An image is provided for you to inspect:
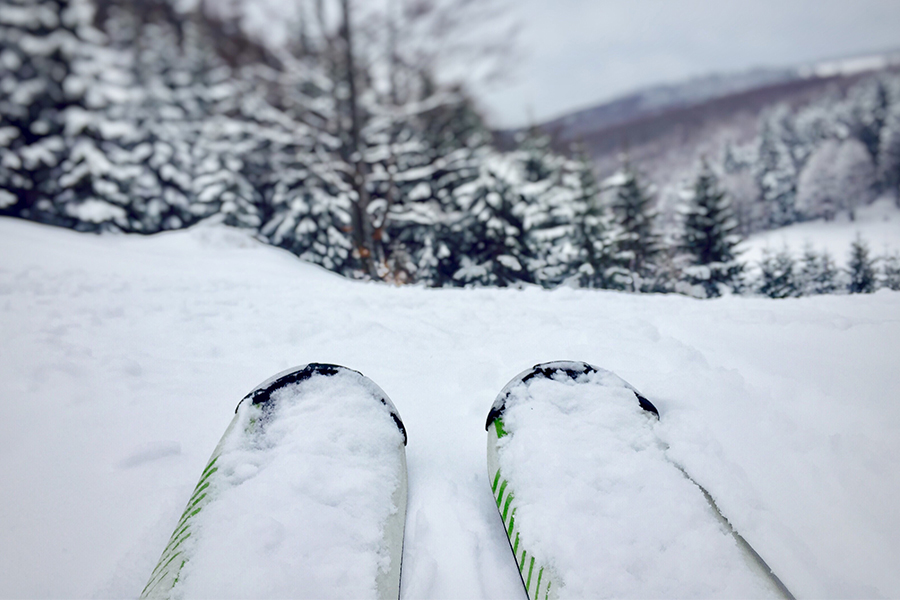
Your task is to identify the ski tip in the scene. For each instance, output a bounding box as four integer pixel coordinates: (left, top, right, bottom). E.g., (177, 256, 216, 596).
(485, 360, 659, 431)
(237, 363, 408, 445)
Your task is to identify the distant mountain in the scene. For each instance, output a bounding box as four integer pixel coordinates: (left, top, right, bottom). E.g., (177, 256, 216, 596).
(541, 50, 900, 146)
(507, 49, 900, 228)
(540, 67, 799, 143)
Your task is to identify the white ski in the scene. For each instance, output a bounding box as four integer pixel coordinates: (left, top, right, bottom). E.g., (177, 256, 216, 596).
(141, 363, 408, 600)
(486, 361, 793, 600)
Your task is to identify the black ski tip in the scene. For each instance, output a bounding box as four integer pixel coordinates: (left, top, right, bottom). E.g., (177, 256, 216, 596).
(635, 392, 660, 419)
(237, 363, 408, 445)
(486, 360, 659, 430)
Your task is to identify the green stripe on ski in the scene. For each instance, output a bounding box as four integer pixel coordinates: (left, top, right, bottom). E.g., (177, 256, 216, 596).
(490, 426, 556, 600)
(526, 556, 535, 590)
(141, 453, 223, 598)
(496, 479, 508, 508)
(502, 492, 514, 522)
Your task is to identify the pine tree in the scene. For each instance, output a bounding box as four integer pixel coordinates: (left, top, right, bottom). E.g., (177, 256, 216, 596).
(878, 104, 900, 205)
(517, 131, 581, 288)
(846, 235, 877, 294)
(679, 162, 744, 297)
(754, 109, 799, 229)
(0, 0, 99, 223)
(797, 244, 839, 295)
(382, 96, 496, 285)
(607, 166, 662, 292)
(845, 78, 890, 163)
(570, 153, 617, 288)
(881, 252, 900, 291)
(757, 247, 798, 298)
(443, 154, 533, 287)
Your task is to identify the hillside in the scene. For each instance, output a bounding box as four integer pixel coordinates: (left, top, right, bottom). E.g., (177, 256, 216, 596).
(536, 51, 900, 170)
(511, 51, 900, 230)
(741, 196, 900, 267)
(1, 216, 898, 597)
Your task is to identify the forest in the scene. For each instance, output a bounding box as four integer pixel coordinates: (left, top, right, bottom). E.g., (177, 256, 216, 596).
(2, 0, 900, 297)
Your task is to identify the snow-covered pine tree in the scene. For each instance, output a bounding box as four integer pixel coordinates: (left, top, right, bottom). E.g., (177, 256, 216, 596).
(795, 139, 876, 222)
(846, 235, 877, 294)
(606, 165, 663, 292)
(569, 151, 617, 288)
(881, 251, 900, 291)
(719, 140, 759, 235)
(678, 161, 743, 297)
(374, 92, 491, 282)
(757, 247, 798, 298)
(0, 0, 100, 224)
(797, 244, 840, 295)
(514, 128, 580, 288)
(878, 102, 900, 205)
(444, 153, 533, 287)
(754, 108, 800, 229)
(844, 77, 890, 165)
(378, 86, 497, 285)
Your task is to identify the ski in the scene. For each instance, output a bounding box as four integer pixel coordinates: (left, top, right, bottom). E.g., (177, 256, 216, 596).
(486, 361, 793, 599)
(141, 363, 408, 600)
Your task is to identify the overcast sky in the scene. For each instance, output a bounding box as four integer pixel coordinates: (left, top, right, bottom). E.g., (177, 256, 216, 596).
(476, 0, 900, 128)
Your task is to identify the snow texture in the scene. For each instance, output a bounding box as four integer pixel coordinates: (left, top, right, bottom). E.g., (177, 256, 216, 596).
(0, 217, 898, 598)
(494, 365, 781, 598)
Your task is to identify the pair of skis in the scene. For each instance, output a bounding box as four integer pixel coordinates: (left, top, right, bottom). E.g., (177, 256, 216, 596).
(141, 362, 793, 599)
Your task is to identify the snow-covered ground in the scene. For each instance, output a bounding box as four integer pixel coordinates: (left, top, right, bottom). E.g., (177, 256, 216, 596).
(1, 216, 899, 599)
(741, 196, 900, 267)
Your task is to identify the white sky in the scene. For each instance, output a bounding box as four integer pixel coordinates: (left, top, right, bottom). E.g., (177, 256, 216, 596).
(476, 0, 900, 128)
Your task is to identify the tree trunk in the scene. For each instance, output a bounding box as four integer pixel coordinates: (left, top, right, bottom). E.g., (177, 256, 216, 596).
(339, 0, 379, 278)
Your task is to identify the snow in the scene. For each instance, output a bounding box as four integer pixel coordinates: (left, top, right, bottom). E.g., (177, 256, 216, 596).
(64, 198, 127, 223)
(0, 216, 899, 598)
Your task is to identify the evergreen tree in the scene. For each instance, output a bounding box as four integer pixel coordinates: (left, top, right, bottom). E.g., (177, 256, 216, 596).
(607, 166, 662, 292)
(797, 244, 839, 295)
(754, 109, 799, 229)
(757, 247, 798, 298)
(846, 235, 877, 294)
(679, 162, 743, 297)
(878, 104, 900, 205)
(442, 154, 533, 287)
(517, 131, 581, 288)
(881, 252, 900, 291)
(0, 0, 99, 223)
(570, 152, 617, 288)
(844, 78, 890, 163)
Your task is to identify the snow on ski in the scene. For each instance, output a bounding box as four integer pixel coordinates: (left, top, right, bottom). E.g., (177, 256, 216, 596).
(141, 363, 408, 600)
(486, 361, 793, 599)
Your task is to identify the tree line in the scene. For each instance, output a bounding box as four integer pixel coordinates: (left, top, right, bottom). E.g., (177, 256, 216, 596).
(1, 0, 898, 297)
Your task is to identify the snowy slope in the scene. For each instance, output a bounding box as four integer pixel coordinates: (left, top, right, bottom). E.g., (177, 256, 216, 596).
(742, 197, 900, 268)
(1, 217, 899, 598)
